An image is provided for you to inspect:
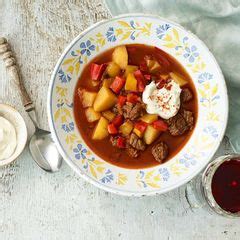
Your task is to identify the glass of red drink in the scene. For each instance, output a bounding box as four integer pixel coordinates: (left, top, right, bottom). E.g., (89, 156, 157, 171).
(186, 154, 240, 217)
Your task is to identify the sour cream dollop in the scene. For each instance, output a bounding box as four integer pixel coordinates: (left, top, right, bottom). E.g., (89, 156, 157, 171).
(142, 80, 181, 119)
(0, 117, 17, 160)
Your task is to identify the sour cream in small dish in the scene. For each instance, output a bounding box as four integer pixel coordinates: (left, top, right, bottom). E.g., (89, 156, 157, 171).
(0, 103, 27, 167)
(0, 116, 17, 160)
(142, 79, 182, 119)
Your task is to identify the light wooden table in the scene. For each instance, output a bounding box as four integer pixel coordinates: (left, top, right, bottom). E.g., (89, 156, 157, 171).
(0, 1, 239, 239)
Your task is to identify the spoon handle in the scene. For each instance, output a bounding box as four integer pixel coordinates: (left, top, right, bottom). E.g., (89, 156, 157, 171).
(0, 37, 34, 112)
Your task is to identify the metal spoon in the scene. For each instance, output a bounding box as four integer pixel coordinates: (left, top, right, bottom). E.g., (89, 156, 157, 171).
(27, 110, 63, 172)
(0, 37, 63, 172)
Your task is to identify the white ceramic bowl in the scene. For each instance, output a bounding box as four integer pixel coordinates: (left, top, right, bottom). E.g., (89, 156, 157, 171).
(48, 14, 228, 196)
(0, 103, 27, 167)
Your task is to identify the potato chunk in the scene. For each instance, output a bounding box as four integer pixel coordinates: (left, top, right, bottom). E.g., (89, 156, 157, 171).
(124, 65, 138, 77)
(93, 86, 117, 112)
(85, 107, 101, 123)
(102, 78, 113, 88)
(106, 62, 121, 77)
(143, 125, 161, 144)
(78, 89, 97, 108)
(160, 74, 169, 80)
(133, 128, 144, 138)
(92, 117, 109, 140)
(112, 45, 128, 69)
(141, 114, 158, 124)
(146, 59, 161, 73)
(119, 121, 133, 136)
(102, 110, 115, 121)
(170, 72, 188, 87)
(125, 73, 137, 91)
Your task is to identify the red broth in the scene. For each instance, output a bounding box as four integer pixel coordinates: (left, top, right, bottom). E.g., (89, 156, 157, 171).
(73, 44, 198, 169)
(211, 158, 240, 213)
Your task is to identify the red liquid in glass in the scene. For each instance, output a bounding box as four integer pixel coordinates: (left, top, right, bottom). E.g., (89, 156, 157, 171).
(211, 158, 240, 213)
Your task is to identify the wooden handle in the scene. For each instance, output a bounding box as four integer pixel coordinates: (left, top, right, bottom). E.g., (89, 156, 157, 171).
(0, 37, 34, 111)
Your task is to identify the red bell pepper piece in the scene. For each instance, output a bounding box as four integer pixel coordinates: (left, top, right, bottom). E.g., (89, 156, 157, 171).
(116, 136, 126, 148)
(139, 60, 148, 72)
(110, 76, 125, 94)
(108, 123, 118, 135)
(134, 70, 146, 92)
(118, 95, 127, 107)
(135, 121, 148, 133)
(152, 120, 168, 131)
(127, 93, 139, 103)
(112, 115, 124, 127)
(144, 74, 151, 81)
(90, 63, 107, 81)
(138, 81, 145, 92)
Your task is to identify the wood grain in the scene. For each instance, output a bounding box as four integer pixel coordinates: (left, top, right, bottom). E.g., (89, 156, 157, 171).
(0, 38, 33, 109)
(0, 1, 239, 239)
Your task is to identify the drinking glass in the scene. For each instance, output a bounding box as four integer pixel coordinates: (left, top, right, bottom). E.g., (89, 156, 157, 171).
(185, 154, 240, 218)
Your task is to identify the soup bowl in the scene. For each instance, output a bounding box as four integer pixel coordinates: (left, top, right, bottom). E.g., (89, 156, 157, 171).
(48, 14, 228, 196)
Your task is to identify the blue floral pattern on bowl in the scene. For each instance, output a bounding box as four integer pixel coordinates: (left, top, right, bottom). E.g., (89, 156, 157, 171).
(156, 24, 171, 39)
(183, 45, 199, 63)
(106, 27, 117, 42)
(73, 144, 87, 160)
(80, 40, 95, 56)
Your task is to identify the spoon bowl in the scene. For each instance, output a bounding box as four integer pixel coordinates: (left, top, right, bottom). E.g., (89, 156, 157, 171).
(29, 128, 62, 172)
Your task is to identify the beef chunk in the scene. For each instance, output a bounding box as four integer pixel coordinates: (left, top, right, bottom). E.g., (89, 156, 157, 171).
(182, 110, 194, 130)
(126, 147, 139, 158)
(181, 88, 193, 102)
(128, 132, 146, 151)
(166, 113, 188, 136)
(112, 104, 123, 115)
(166, 110, 194, 136)
(122, 102, 145, 120)
(152, 142, 168, 163)
(112, 105, 118, 114)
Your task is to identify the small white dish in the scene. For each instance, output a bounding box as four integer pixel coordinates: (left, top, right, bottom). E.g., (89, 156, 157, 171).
(0, 103, 27, 167)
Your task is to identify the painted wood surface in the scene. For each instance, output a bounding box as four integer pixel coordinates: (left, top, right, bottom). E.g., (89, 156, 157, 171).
(0, 1, 239, 239)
